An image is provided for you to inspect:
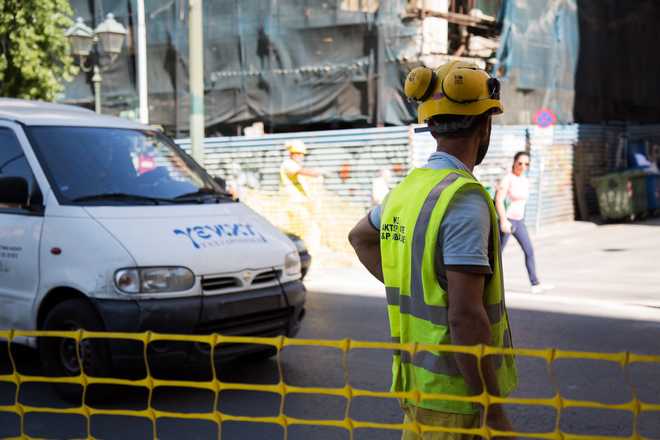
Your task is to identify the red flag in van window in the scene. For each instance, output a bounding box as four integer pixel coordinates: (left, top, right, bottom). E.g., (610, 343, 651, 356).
(137, 154, 156, 175)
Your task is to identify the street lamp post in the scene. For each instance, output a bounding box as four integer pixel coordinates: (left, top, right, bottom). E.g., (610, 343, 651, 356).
(65, 14, 127, 114)
(92, 66, 102, 114)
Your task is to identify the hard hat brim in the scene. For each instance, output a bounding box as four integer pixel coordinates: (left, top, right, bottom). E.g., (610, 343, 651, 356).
(417, 98, 503, 124)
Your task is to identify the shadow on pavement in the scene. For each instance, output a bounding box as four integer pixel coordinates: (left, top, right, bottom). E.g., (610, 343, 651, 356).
(0, 291, 657, 439)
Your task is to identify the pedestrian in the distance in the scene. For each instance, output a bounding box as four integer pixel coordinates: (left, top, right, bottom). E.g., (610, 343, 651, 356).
(349, 61, 517, 439)
(495, 151, 552, 294)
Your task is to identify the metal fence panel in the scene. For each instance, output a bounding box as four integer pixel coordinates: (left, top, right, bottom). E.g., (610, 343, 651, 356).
(177, 124, 578, 238)
(178, 127, 412, 207)
(177, 123, 660, 236)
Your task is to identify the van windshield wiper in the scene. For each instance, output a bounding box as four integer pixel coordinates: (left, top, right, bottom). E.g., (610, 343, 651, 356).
(70, 193, 177, 205)
(174, 188, 234, 202)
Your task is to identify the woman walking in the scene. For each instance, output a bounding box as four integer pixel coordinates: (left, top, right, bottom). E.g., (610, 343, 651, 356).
(496, 151, 552, 294)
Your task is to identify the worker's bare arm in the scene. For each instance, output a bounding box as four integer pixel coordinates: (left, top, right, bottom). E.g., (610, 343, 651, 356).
(446, 270, 513, 434)
(348, 215, 384, 283)
(297, 168, 322, 177)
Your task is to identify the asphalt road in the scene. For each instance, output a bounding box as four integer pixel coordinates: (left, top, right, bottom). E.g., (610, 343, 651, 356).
(1, 287, 659, 440)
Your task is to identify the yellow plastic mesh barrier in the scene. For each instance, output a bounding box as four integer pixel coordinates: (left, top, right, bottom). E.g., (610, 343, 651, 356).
(1, 329, 660, 439)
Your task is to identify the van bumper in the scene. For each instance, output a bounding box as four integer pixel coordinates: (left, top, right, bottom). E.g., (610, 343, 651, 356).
(92, 280, 306, 362)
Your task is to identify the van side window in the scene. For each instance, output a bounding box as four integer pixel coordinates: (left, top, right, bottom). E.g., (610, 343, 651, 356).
(0, 128, 38, 210)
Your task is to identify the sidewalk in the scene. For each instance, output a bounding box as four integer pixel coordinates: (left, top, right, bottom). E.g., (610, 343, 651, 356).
(502, 218, 660, 307)
(304, 219, 660, 321)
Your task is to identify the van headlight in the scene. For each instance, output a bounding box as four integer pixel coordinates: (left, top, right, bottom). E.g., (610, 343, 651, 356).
(114, 267, 195, 294)
(284, 251, 301, 276)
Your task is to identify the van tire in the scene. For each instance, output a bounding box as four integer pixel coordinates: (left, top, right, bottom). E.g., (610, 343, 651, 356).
(39, 298, 111, 402)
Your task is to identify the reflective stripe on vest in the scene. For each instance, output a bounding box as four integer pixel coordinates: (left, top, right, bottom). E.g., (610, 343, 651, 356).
(391, 331, 513, 377)
(381, 168, 518, 414)
(386, 286, 505, 327)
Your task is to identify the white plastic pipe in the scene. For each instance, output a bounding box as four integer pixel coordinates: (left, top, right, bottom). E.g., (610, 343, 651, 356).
(189, 0, 205, 165)
(136, 0, 149, 124)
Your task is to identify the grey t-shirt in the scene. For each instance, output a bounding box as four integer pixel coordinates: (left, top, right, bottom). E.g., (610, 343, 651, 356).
(369, 152, 491, 272)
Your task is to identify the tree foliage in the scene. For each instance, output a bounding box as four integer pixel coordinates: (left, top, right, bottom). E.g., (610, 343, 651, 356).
(0, 0, 77, 101)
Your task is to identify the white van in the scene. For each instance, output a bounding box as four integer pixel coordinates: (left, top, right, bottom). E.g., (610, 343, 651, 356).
(0, 99, 306, 380)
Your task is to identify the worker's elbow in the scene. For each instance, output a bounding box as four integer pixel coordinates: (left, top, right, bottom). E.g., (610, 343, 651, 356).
(348, 226, 361, 250)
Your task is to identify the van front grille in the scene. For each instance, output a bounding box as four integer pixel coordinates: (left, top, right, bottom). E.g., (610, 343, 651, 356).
(201, 276, 240, 292)
(252, 270, 281, 285)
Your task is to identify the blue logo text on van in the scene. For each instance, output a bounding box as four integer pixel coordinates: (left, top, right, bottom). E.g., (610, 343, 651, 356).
(173, 223, 267, 249)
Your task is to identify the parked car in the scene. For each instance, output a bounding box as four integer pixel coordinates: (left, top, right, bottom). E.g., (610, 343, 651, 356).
(0, 99, 306, 396)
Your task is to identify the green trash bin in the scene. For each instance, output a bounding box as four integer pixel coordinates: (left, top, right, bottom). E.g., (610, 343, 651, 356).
(592, 170, 648, 221)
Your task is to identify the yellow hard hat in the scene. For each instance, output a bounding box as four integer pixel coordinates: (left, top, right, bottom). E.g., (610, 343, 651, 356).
(285, 140, 307, 155)
(404, 61, 503, 124)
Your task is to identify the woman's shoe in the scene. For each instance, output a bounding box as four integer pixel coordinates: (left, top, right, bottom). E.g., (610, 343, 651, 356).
(531, 283, 555, 294)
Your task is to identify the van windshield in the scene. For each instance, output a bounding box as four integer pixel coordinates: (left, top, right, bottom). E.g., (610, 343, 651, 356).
(27, 127, 232, 205)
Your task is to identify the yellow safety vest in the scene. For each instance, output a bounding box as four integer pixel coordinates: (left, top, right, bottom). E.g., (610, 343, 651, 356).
(280, 159, 308, 200)
(380, 168, 517, 414)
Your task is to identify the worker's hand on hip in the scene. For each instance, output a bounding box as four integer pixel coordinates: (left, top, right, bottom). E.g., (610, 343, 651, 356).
(500, 219, 512, 234)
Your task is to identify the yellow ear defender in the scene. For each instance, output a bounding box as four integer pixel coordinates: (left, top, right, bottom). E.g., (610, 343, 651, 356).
(404, 67, 437, 102)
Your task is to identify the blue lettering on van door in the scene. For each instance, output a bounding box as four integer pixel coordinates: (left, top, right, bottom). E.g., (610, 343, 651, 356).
(194, 226, 211, 240)
(173, 223, 266, 249)
(174, 228, 200, 248)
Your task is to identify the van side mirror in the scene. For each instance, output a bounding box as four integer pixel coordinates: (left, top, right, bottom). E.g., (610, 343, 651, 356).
(214, 176, 227, 191)
(0, 176, 29, 206)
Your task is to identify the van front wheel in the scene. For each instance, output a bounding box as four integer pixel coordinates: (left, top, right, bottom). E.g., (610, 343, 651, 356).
(39, 298, 111, 401)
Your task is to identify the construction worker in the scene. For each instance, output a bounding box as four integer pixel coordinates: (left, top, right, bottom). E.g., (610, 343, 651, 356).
(280, 140, 323, 251)
(280, 140, 322, 200)
(348, 62, 518, 439)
